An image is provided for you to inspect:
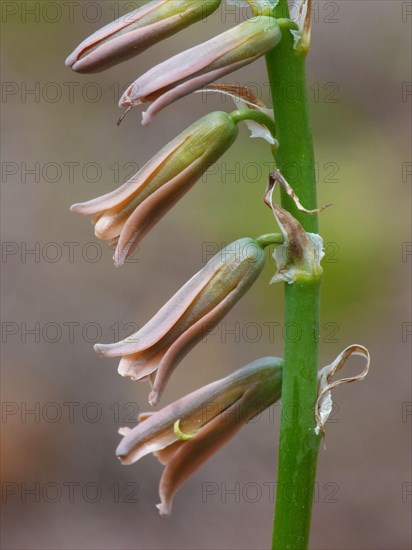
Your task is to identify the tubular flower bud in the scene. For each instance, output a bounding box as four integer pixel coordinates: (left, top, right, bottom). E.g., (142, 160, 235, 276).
(119, 16, 282, 124)
(94, 238, 266, 405)
(66, 0, 222, 73)
(70, 112, 238, 266)
(116, 357, 283, 516)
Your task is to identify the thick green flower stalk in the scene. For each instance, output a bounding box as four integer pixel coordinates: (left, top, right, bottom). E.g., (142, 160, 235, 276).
(261, 0, 324, 547)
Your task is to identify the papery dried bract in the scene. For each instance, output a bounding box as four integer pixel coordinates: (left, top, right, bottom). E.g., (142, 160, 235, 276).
(315, 345, 370, 438)
(118, 16, 282, 124)
(199, 84, 277, 145)
(94, 238, 266, 405)
(66, 0, 222, 73)
(70, 112, 238, 266)
(264, 170, 328, 283)
(290, 0, 312, 52)
(116, 357, 283, 515)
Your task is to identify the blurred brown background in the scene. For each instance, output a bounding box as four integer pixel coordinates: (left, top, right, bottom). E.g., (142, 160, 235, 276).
(1, 1, 411, 549)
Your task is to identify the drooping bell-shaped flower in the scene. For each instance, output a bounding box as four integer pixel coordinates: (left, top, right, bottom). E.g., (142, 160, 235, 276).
(70, 112, 238, 266)
(116, 356, 283, 515)
(94, 238, 266, 405)
(66, 0, 222, 73)
(119, 16, 282, 124)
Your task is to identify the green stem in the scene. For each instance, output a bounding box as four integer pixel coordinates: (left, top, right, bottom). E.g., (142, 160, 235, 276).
(244, 0, 274, 17)
(255, 232, 284, 248)
(264, 3, 322, 549)
(230, 109, 278, 143)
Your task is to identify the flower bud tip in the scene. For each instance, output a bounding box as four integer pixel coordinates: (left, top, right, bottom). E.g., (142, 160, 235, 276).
(65, 51, 79, 68)
(94, 343, 106, 356)
(113, 258, 124, 268)
(94, 217, 112, 239)
(149, 391, 159, 407)
(69, 61, 81, 72)
(141, 110, 150, 126)
(156, 503, 170, 517)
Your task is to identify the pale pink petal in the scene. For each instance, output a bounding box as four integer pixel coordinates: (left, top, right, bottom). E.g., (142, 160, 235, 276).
(66, 1, 223, 73)
(69, 23, 171, 73)
(70, 137, 184, 216)
(119, 27, 246, 107)
(154, 440, 185, 466)
(149, 284, 246, 406)
(117, 427, 176, 466)
(94, 252, 225, 357)
(91, 212, 105, 224)
(115, 365, 255, 466)
(118, 426, 132, 436)
(156, 371, 283, 516)
(65, 1, 167, 68)
(141, 58, 255, 125)
(138, 412, 155, 423)
(149, 247, 265, 404)
(114, 157, 204, 265)
(93, 213, 126, 241)
(118, 411, 153, 437)
(119, 17, 279, 110)
(117, 348, 165, 381)
(156, 397, 250, 516)
(116, 379, 224, 465)
(115, 359, 280, 470)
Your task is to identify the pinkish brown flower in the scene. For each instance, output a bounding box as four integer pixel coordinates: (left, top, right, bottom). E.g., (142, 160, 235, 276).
(66, 0, 222, 73)
(116, 356, 283, 515)
(118, 16, 282, 124)
(70, 111, 238, 266)
(94, 238, 266, 405)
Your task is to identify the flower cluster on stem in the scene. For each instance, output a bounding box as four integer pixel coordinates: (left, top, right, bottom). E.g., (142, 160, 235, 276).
(66, 0, 369, 537)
